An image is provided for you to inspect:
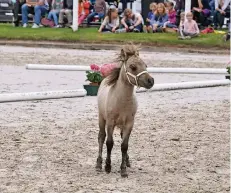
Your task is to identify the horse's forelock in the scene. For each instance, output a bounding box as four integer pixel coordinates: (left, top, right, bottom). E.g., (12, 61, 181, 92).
(106, 44, 141, 86)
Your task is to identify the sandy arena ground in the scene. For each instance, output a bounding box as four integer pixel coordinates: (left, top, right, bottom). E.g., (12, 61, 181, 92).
(0, 46, 230, 193)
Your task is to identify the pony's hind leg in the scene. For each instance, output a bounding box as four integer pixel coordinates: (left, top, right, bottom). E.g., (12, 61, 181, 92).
(120, 127, 132, 177)
(105, 124, 115, 173)
(96, 115, 106, 171)
(120, 130, 131, 167)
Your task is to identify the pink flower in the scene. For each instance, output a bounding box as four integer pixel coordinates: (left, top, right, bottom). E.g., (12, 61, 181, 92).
(100, 64, 117, 77)
(90, 64, 100, 72)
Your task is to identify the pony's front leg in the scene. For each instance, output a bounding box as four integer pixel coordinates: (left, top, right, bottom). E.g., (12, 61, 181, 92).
(120, 127, 132, 177)
(96, 115, 106, 171)
(105, 124, 115, 173)
(120, 130, 131, 167)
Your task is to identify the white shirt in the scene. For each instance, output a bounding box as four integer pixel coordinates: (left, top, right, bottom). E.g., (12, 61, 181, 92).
(102, 16, 120, 29)
(127, 13, 144, 25)
(215, 0, 231, 10)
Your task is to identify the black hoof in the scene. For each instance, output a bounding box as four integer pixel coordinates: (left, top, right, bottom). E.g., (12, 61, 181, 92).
(96, 157, 102, 172)
(105, 164, 111, 173)
(95, 165, 102, 172)
(121, 169, 128, 178)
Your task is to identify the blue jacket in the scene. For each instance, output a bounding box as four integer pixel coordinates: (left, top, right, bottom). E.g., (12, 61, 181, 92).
(150, 13, 168, 26)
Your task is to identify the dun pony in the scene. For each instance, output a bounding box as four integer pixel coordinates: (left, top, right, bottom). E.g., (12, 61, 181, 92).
(96, 44, 154, 177)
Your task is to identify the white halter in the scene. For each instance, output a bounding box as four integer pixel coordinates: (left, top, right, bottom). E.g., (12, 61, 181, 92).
(123, 64, 148, 88)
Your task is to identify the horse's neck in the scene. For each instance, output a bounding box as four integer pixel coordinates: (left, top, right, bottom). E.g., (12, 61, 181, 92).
(114, 67, 135, 101)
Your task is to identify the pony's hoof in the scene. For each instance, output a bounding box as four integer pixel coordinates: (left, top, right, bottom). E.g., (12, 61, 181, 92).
(95, 165, 102, 172)
(126, 161, 131, 167)
(105, 164, 111, 173)
(121, 169, 128, 178)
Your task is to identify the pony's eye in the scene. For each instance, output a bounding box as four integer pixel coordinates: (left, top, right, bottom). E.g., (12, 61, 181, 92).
(130, 65, 137, 71)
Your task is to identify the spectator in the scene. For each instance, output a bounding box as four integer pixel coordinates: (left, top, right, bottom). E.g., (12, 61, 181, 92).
(12, 0, 26, 27)
(21, 0, 49, 28)
(87, 0, 106, 26)
(144, 2, 157, 32)
(150, 3, 168, 33)
(179, 12, 199, 39)
(58, 0, 73, 27)
(163, 2, 177, 29)
(213, 0, 230, 29)
(78, 0, 91, 26)
(47, 0, 63, 27)
(209, 0, 215, 15)
(192, 0, 211, 28)
(178, 11, 185, 33)
(98, 7, 119, 32)
(121, 8, 144, 32)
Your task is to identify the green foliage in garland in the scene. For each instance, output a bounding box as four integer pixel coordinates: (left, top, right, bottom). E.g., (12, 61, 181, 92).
(227, 66, 230, 74)
(86, 71, 103, 83)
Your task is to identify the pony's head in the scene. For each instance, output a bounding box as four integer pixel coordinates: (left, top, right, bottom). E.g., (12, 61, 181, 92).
(107, 44, 154, 89)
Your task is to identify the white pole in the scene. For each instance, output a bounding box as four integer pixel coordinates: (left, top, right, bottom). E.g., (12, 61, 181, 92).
(0, 89, 87, 103)
(185, 0, 191, 13)
(26, 64, 90, 71)
(72, 0, 78, 32)
(26, 64, 228, 74)
(137, 79, 230, 93)
(147, 67, 227, 74)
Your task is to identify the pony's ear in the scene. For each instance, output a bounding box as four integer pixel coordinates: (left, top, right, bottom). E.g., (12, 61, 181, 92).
(121, 48, 128, 61)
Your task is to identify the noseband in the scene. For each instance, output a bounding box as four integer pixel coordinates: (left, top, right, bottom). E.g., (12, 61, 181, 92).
(123, 64, 148, 88)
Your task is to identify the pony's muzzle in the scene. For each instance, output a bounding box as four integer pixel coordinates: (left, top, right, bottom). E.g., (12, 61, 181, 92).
(145, 77, 154, 89)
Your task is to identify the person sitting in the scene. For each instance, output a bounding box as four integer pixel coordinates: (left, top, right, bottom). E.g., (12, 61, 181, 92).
(12, 0, 26, 27)
(21, 0, 49, 28)
(192, 0, 211, 28)
(58, 0, 73, 27)
(87, 0, 106, 26)
(78, 0, 91, 25)
(47, 0, 62, 27)
(149, 3, 168, 33)
(163, 2, 177, 29)
(98, 7, 119, 32)
(213, 0, 230, 29)
(144, 2, 157, 33)
(121, 8, 144, 32)
(179, 12, 200, 39)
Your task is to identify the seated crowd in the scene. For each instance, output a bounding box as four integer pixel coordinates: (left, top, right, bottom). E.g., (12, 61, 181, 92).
(12, 0, 230, 39)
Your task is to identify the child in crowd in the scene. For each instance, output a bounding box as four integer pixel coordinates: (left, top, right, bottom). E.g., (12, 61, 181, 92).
(87, 0, 106, 26)
(21, 0, 49, 28)
(179, 12, 200, 39)
(163, 2, 177, 29)
(98, 7, 119, 33)
(58, 0, 73, 27)
(178, 11, 185, 32)
(149, 3, 168, 32)
(144, 2, 157, 33)
(121, 8, 144, 32)
(78, 0, 91, 26)
(47, 0, 63, 27)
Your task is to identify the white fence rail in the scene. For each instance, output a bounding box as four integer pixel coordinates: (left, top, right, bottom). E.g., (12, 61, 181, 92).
(137, 79, 230, 93)
(26, 64, 228, 74)
(0, 89, 87, 103)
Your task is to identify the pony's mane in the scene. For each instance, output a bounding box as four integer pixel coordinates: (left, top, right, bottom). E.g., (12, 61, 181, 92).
(106, 44, 140, 86)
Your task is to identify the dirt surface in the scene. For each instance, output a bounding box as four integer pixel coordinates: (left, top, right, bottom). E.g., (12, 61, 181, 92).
(0, 46, 230, 193)
(0, 45, 229, 68)
(0, 40, 229, 55)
